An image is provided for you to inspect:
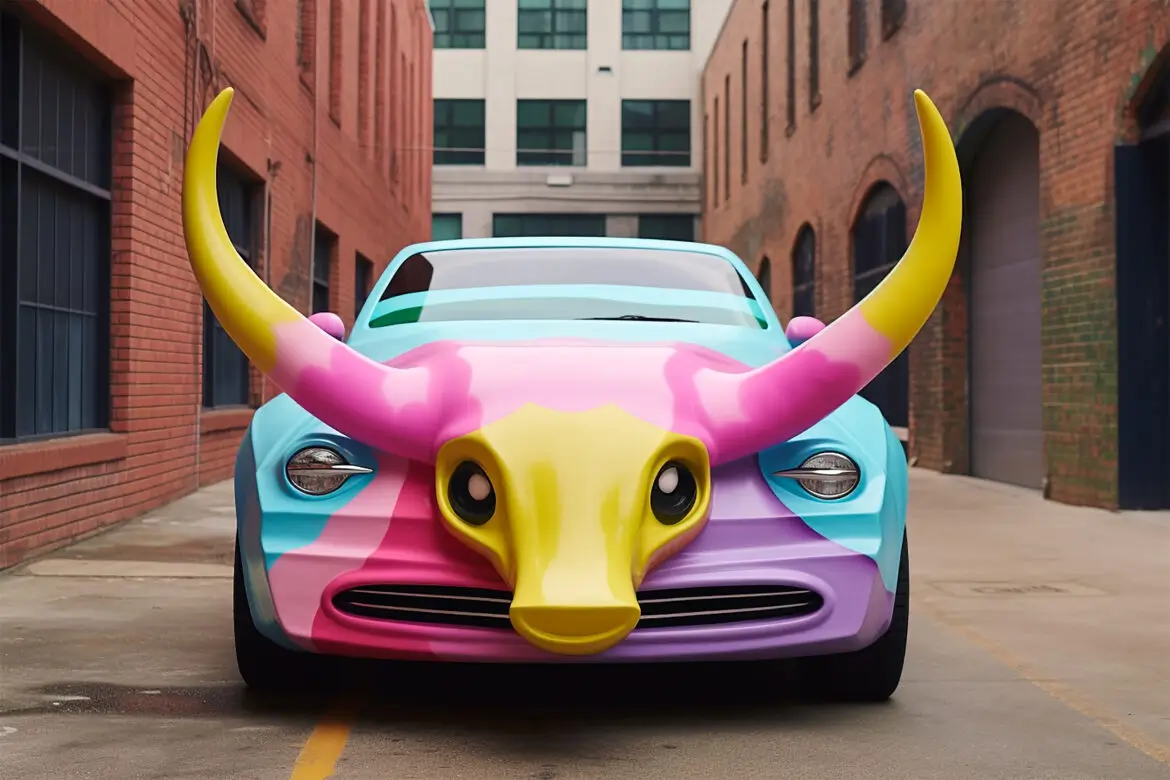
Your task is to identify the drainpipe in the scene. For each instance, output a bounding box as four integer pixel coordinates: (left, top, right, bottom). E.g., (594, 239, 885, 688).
(306, 58, 320, 316)
(188, 0, 202, 490)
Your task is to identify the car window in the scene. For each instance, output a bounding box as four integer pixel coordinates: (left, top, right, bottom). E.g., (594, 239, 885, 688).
(368, 247, 768, 330)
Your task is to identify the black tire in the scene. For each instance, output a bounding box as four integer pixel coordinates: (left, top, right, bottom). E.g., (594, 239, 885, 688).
(233, 540, 323, 692)
(796, 532, 910, 703)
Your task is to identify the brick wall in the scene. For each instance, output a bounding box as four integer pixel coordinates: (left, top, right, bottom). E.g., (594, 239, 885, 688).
(701, 0, 1170, 509)
(0, 0, 433, 568)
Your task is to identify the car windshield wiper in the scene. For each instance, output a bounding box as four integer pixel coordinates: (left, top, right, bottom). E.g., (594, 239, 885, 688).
(580, 315, 698, 323)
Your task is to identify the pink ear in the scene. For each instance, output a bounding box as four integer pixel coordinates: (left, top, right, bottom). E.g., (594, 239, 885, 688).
(308, 311, 346, 340)
(785, 316, 826, 346)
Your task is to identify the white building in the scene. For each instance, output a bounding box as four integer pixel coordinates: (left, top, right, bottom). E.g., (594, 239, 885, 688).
(429, 0, 734, 241)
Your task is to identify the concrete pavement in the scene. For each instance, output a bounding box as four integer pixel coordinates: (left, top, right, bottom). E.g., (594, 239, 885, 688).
(1, 469, 1168, 779)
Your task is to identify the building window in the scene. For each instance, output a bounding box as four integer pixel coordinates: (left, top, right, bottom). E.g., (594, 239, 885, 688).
(881, 0, 906, 39)
(622, 0, 690, 51)
(786, 0, 796, 130)
(757, 256, 773, 302)
(312, 225, 336, 314)
(432, 213, 463, 240)
(760, 1, 770, 162)
(809, 0, 820, 109)
(703, 112, 710, 206)
(621, 100, 690, 167)
(203, 162, 258, 408)
(492, 213, 607, 237)
(433, 99, 485, 165)
(355, 253, 374, 321)
(429, 0, 486, 49)
(792, 224, 815, 319)
(713, 96, 719, 206)
(847, 0, 866, 75)
(516, 99, 587, 166)
(638, 215, 695, 242)
(740, 39, 748, 182)
(0, 15, 113, 441)
(723, 74, 730, 201)
(852, 184, 908, 427)
(328, 0, 342, 124)
(517, 0, 587, 50)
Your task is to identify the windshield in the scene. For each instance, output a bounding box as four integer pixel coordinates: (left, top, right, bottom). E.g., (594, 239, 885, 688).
(367, 247, 768, 329)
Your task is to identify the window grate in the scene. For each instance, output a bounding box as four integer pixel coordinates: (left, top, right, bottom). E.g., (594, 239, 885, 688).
(0, 12, 113, 442)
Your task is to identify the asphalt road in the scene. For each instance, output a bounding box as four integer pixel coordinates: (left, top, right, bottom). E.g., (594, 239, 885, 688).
(2, 474, 1168, 780)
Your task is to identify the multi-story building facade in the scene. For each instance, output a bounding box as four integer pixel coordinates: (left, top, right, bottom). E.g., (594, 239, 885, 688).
(701, 0, 1169, 510)
(0, 0, 434, 568)
(429, 0, 733, 241)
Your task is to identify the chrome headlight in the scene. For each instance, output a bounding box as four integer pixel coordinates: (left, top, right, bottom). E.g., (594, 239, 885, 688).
(285, 446, 372, 496)
(772, 452, 860, 500)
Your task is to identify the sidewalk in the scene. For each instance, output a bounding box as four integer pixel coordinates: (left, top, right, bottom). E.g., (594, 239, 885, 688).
(6, 467, 1170, 764)
(907, 470, 1170, 763)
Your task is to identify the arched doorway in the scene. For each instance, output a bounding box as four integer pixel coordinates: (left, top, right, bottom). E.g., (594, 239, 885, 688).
(792, 224, 816, 319)
(960, 110, 1044, 490)
(756, 256, 772, 303)
(852, 184, 909, 431)
(1116, 52, 1170, 508)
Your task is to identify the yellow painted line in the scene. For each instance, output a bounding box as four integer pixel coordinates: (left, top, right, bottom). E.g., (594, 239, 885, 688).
(915, 595, 1170, 767)
(290, 702, 356, 780)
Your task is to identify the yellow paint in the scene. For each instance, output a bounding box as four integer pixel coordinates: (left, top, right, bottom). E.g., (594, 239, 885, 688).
(289, 710, 354, 780)
(182, 87, 300, 374)
(917, 596, 1170, 767)
(858, 90, 963, 355)
(434, 404, 712, 655)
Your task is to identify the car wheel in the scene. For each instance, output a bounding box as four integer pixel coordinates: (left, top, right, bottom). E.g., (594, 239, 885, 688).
(796, 532, 910, 703)
(233, 540, 322, 692)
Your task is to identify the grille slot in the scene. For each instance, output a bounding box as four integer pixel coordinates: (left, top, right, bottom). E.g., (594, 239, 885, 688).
(333, 583, 822, 630)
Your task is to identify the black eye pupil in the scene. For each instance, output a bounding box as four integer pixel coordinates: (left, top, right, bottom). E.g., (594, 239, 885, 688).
(651, 461, 697, 525)
(448, 461, 495, 526)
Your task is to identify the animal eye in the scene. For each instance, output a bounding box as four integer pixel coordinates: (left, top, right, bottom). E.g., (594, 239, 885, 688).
(650, 461, 697, 525)
(448, 461, 496, 526)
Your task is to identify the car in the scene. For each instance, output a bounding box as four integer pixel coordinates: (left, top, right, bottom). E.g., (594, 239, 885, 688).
(181, 87, 961, 702)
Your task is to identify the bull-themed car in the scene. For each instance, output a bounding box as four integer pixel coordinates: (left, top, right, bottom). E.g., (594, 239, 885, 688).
(182, 88, 961, 702)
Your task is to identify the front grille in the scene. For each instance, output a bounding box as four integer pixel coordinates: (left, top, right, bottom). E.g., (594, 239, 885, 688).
(333, 583, 823, 630)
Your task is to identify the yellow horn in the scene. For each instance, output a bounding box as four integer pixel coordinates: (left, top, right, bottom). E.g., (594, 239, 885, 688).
(855, 89, 963, 352)
(182, 88, 300, 374)
(702, 89, 962, 466)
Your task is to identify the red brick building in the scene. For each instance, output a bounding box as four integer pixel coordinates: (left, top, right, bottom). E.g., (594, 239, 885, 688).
(0, 0, 433, 568)
(701, 0, 1170, 510)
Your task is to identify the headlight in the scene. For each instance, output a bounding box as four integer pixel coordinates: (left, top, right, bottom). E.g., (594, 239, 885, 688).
(285, 446, 372, 496)
(771, 452, 860, 500)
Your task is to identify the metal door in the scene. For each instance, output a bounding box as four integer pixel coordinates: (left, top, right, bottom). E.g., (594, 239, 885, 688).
(967, 112, 1044, 488)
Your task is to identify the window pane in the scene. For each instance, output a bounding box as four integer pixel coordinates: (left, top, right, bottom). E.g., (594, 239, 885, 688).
(555, 100, 586, 126)
(518, 11, 552, 33)
(517, 101, 550, 127)
(624, 10, 652, 33)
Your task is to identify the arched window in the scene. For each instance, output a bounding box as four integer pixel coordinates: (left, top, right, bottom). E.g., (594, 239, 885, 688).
(852, 183, 909, 428)
(756, 256, 772, 302)
(791, 224, 816, 319)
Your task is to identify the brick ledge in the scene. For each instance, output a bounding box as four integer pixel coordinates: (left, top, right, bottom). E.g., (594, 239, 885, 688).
(200, 407, 255, 435)
(0, 432, 128, 481)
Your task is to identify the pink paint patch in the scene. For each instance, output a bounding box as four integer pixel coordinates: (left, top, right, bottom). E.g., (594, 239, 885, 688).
(311, 460, 525, 659)
(266, 452, 411, 650)
(784, 316, 826, 344)
(678, 308, 894, 464)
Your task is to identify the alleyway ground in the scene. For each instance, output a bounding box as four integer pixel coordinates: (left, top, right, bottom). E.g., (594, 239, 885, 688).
(0, 470, 1168, 779)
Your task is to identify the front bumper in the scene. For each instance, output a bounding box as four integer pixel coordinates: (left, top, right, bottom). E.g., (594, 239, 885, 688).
(239, 457, 898, 664)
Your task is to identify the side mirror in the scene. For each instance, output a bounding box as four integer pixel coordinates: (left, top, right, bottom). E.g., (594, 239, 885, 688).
(308, 312, 346, 340)
(785, 316, 826, 347)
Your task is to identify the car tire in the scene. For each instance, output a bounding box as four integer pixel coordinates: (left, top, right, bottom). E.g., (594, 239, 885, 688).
(233, 540, 322, 692)
(796, 532, 910, 703)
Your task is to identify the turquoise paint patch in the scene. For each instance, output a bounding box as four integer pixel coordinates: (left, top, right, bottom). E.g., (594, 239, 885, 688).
(234, 429, 298, 649)
(756, 397, 905, 592)
(249, 401, 379, 570)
